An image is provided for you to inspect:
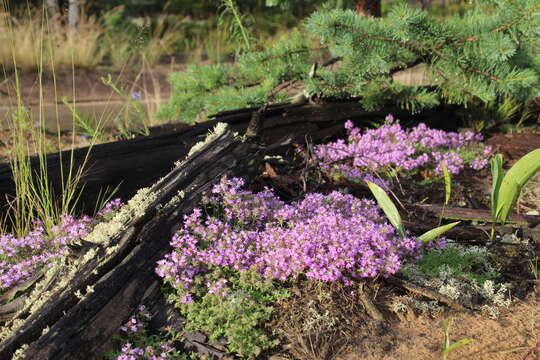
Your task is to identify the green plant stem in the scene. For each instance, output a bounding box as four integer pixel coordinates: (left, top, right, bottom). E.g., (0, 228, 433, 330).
(222, 0, 251, 51)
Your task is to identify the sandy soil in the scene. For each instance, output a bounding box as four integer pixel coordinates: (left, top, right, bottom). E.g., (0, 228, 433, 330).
(350, 295, 539, 360)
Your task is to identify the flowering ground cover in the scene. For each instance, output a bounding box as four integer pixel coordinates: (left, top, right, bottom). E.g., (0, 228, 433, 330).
(151, 177, 424, 357)
(1, 117, 538, 360)
(0, 199, 121, 292)
(314, 115, 492, 185)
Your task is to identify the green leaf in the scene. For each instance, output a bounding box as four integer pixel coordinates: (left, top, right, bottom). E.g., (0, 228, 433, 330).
(490, 154, 504, 219)
(441, 160, 452, 205)
(366, 181, 405, 237)
(418, 222, 460, 244)
(496, 148, 540, 224)
(442, 338, 474, 357)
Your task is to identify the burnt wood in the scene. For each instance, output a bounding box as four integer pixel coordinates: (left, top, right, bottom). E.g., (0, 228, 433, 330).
(415, 203, 540, 226)
(0, 102, 446, 218)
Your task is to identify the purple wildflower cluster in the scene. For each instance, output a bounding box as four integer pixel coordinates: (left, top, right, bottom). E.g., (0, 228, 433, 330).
(98, 198, 122, 218)
(0, 199, 122, 291)
(117, 343, 175, 360)
(156, 177, 421, 302)
(116, 305, 177, 360)
(120, 305, 152, 333)
(314, 115, 492, 182)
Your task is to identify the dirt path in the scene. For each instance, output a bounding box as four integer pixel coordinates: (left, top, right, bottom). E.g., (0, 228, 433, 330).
(0, 63, 183, 131)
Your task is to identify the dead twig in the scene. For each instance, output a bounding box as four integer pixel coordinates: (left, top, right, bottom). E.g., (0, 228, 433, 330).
(386, 276, 471, 313)
(358, 282, 384, 322)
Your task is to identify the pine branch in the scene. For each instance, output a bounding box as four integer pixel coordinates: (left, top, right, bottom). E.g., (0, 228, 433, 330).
(433, 2, 540, 51)
(158, 1, 539, 123)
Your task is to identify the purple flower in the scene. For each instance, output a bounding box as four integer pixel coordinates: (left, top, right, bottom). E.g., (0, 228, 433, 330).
(131, 92, 142, 100)
(314, 115, 491, 181)
(0, 215, 96, 290)
(156, 177, 422, 294)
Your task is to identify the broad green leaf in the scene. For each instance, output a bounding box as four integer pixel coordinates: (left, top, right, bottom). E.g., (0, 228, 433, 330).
(496, 148, 540, 224)
(366, 181, 405, 237)
(418, 221, 460, 244)
(442, 338, 474, 357)
(490, 154, 504, 219)
(441, 160, 452, 205)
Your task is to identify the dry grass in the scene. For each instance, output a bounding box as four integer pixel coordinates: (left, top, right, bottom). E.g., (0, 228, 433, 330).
(268, 280, 379, 360)
(0, 10, 105, 71)
(0, 8, 184, 72)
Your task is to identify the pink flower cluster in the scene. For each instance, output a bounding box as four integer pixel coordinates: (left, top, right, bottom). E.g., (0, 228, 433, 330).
(117, 343, 174, 360)
(116, 305, 177, 360)
(98, 198, 122, 218)
(120, 305, 152, 333)
(156, 177, 421, 300)
(0, 216, 93, 289)
(314, 115, 492, 181)
(0, 199, 122, 290)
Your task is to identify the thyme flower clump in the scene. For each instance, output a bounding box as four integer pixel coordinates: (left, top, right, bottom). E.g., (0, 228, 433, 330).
(314, 115, 492, 182)
(114, 305, 179, 360)
(0, 199, 122, 290)
(156, 177, 421, 301)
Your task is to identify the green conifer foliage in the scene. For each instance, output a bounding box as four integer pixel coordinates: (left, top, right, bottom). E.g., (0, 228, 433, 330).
(159, 0, 540, 123)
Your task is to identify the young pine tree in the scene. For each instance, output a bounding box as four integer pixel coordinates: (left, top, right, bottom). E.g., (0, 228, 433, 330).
(158, 0, 540, 123)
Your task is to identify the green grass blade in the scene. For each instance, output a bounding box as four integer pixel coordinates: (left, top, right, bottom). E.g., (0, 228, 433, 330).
(442, 161, 452, 205)
(442, 338, 474, 357)
(490, 154, 504, 219)
(496, 148, 540, 224)
(366, 181, 405, 237)
(417, 221, 460, 244)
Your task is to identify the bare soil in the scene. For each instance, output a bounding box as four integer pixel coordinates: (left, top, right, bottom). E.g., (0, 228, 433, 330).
(339, 296, 539, 360)
(0, 63, 184, 162)
(0, 63, 179, 106)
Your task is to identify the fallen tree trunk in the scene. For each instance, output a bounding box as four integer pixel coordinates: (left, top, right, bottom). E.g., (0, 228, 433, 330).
(0, 122, 265, 359)
(0, 103, 455, 217)
(415, 204, 540, 226)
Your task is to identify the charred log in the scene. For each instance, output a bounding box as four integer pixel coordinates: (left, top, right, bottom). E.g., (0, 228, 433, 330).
(0, 103, 450, 218)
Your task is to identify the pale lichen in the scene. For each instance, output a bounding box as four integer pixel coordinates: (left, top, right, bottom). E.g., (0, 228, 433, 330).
(162, 190, 186, 213)
(74, 289, 84, 300)
(302, 300, 339, 333)
(400, 247, 511, 319)
(393, 296, 444, 315)
(105, 244, 120, 256)
(85, 187, 155, 245)
(12, 344, 28, 360)
(186, 122, 230, 159)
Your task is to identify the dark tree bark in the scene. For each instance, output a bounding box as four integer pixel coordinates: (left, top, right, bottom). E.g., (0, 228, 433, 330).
(420, 0, 432, 10)
(356, 0, 381, 17)
(0, 102, 449, 219)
